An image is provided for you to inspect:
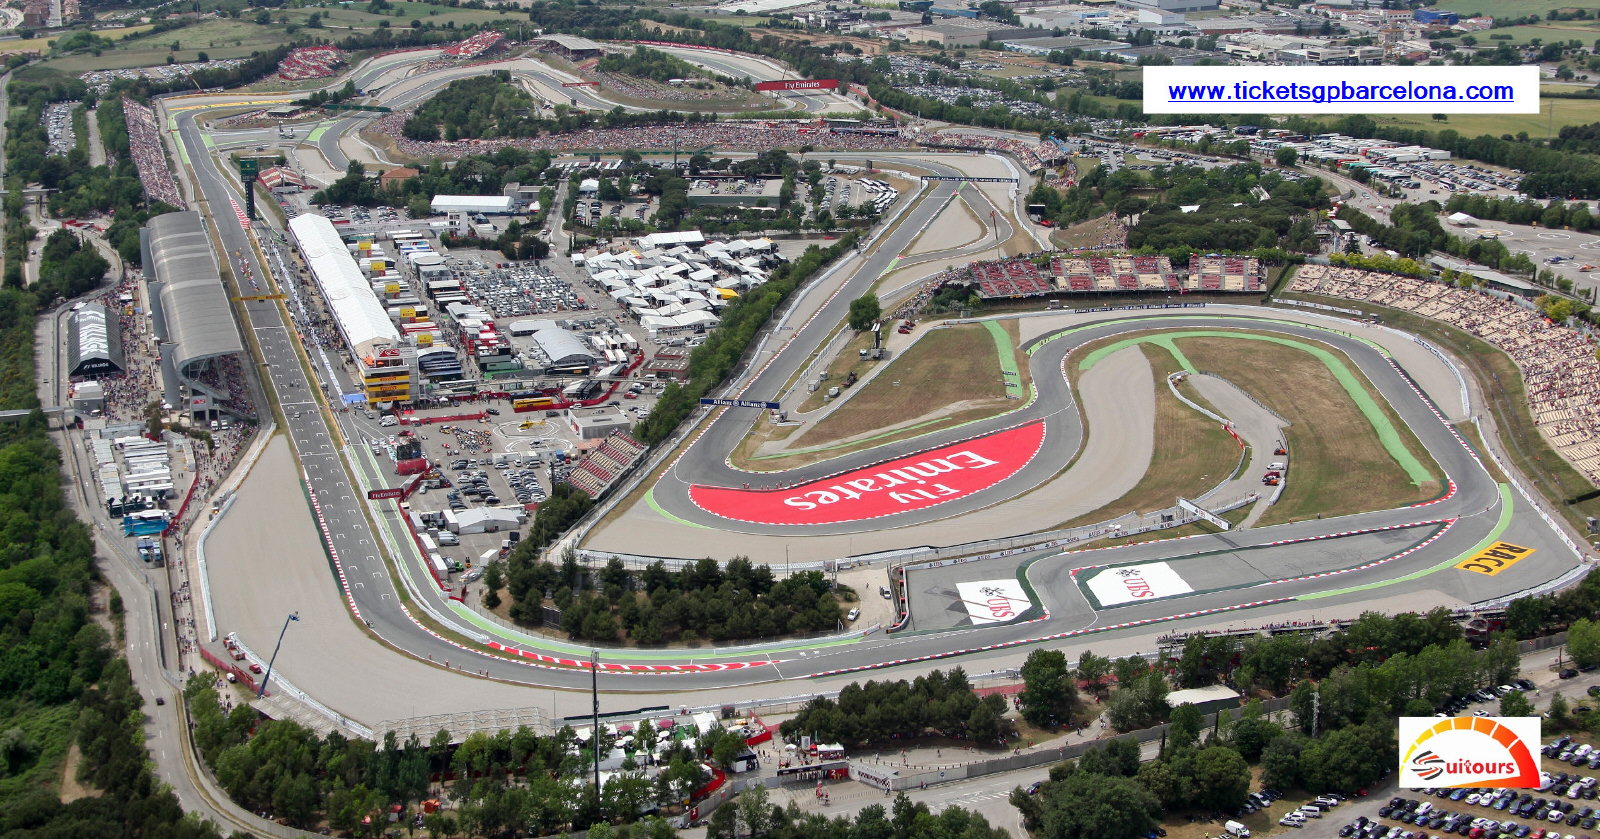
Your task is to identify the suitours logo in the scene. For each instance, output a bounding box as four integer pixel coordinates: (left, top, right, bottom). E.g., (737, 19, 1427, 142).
(1399, 717, 1541, 789)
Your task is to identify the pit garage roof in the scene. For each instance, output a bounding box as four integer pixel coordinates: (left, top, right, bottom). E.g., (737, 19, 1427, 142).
(528, 326, 600, 367)
(288, 214, 401, 357)
(67, 302, 125, 378)
(148, 211, 243, 372)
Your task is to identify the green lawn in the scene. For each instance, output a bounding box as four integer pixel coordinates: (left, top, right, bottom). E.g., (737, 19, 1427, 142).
(36, 18, 289, 73)
(1368, 93, 1600, 138)
(280, 2, 511, 28)
(1438, 0, 1595, 18)
(1471, 22, 1600, 43)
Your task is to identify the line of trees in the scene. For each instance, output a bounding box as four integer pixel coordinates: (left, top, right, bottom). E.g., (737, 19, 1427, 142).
(780, 668, 1014, 748)
(632, 232, 860, 445)
(497, 553, 846, 644)
(186, 675, 721, 835)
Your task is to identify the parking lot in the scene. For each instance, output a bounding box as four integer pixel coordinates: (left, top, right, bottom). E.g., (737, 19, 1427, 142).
(448, 255, 589, 320)
(43, 102, 76, 158)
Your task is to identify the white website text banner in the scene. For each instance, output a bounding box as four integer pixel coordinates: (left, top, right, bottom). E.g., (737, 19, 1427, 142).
(1144, 66, 1539, 115)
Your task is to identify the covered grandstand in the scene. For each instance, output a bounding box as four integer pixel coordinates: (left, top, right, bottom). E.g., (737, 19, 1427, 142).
(142, 211, 246, 419)
(68, 302, 125, 378)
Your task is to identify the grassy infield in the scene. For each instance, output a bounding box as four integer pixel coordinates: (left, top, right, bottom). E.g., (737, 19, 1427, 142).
(734, 313, 1442, 534)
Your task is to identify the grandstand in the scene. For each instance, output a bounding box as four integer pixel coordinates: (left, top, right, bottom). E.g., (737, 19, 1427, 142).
(1048, 255, 1180, 293)
(277, 46, 345, 81)
(1187, 255, 1265, 293)
(443, 31, 505, 59)
(970, 259, 1052, 299)
(956, 252, 1263, 302)
(565, 433, 648, 499)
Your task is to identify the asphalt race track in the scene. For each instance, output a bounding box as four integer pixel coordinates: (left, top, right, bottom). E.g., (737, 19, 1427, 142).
(157, 46, 1589, 707)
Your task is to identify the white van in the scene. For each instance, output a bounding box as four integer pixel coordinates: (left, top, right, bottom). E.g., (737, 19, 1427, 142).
(438, 532, 459, 546)
(379, 415, 398, 427)
(1225, 821, 1251, 838)
(1268, 461, 1285, 470)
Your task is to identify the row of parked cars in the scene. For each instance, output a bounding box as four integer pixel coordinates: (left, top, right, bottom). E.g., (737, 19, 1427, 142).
(1437, 680, 1537, 716)
(1281, 793, 1344, 827)
(1548, 736, 1600, 771)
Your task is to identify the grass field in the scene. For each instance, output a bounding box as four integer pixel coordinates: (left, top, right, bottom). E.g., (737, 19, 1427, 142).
(1368, 95, 1600, 140)
(1174, 336, 1440, 526)
(0, 24, 155, 57)
(753, 322, 1025, 466)
(1439, 0, 1592, 15)
(278, 3, 511, 29)
(1470, 22, 1600, 43)
(1046, 343, 1241, 532)
(34, 19, 286, 73)
(1283, 289, 1600, 535)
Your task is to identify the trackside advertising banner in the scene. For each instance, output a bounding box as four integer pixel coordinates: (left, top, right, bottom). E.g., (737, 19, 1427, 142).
(1399, 717, 1541, 789)
(689, 421, 1045, 525)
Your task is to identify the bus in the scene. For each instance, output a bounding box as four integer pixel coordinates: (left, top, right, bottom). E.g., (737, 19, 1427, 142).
(122, 509, 170, 536)
(387, 230, 420, 242)
(513, 396, 559, 413)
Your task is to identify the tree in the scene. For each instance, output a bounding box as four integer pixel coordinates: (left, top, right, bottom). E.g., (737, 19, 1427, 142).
(1275, 146, 1300, 168)
(1076, 651, 1113, 699)
(1505, 596, 1550, 639)
(1568, 618, 1600, 668)
(1500, 690, 1535, 718)
(1038, 772, 1159, 839)
(737, 785, 773, 839)
(848, 293, 881, 332)
(1192, 745, 1251, 810)
(1020, 648, 1079, 727)
(1166, 703, 1202, 751)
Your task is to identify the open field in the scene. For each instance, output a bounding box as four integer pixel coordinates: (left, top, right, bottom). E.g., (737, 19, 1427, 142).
(793, 327, 883, 414)
(33, 19, 284, 73)
(1283, 290, 1600, 534)
(1471, 22, 1600, 43)
(1439, 0, 1593, 14)
(1370, 92, 1600, 139)
(1046, 343, 1240, 531)
(738, 321, 1027, 469)
(0, 24, 155, 57)
(1175, 336, 1440, 526)
(277, 4, 512, 28)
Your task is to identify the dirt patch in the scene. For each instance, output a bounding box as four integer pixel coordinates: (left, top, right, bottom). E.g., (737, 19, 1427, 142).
(58, 743, 100, 804)
(1174, 336, 1440, 525)
(1045, 343, 1240, 530)
(1050, 214, 1126, 251)
(794, 327, 884, 414)
(794, 323, 1015, 448)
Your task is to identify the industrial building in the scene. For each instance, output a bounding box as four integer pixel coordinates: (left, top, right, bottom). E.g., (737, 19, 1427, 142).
(567, 407, 633, 441)
(525, 326, 602, 374)
(687, 179, 785, 209)
(899, 20, 1035, 46)
(430, 195, 515, 215)
(67, 302, 124, 379)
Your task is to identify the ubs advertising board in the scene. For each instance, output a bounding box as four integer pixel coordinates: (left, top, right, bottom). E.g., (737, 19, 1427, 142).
(1079, 561, 1194, 608)
(689, 421, 1046, 526)
(954, 579, 1031, 625)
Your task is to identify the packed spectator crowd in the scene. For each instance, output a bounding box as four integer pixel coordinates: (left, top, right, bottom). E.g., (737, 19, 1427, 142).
(372, 114, 914, 158)
(922, 132, 1066, 171)
(121, 98, 185, 209)
(1289, 264, 1600, 485)
(277, 45, 345, 81)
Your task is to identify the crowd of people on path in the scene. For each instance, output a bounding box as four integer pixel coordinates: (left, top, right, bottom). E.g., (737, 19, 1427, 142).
(1290, 264, 1600, 486)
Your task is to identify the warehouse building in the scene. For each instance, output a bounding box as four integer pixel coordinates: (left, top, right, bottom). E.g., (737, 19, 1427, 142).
(430, 194, 515, 215)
